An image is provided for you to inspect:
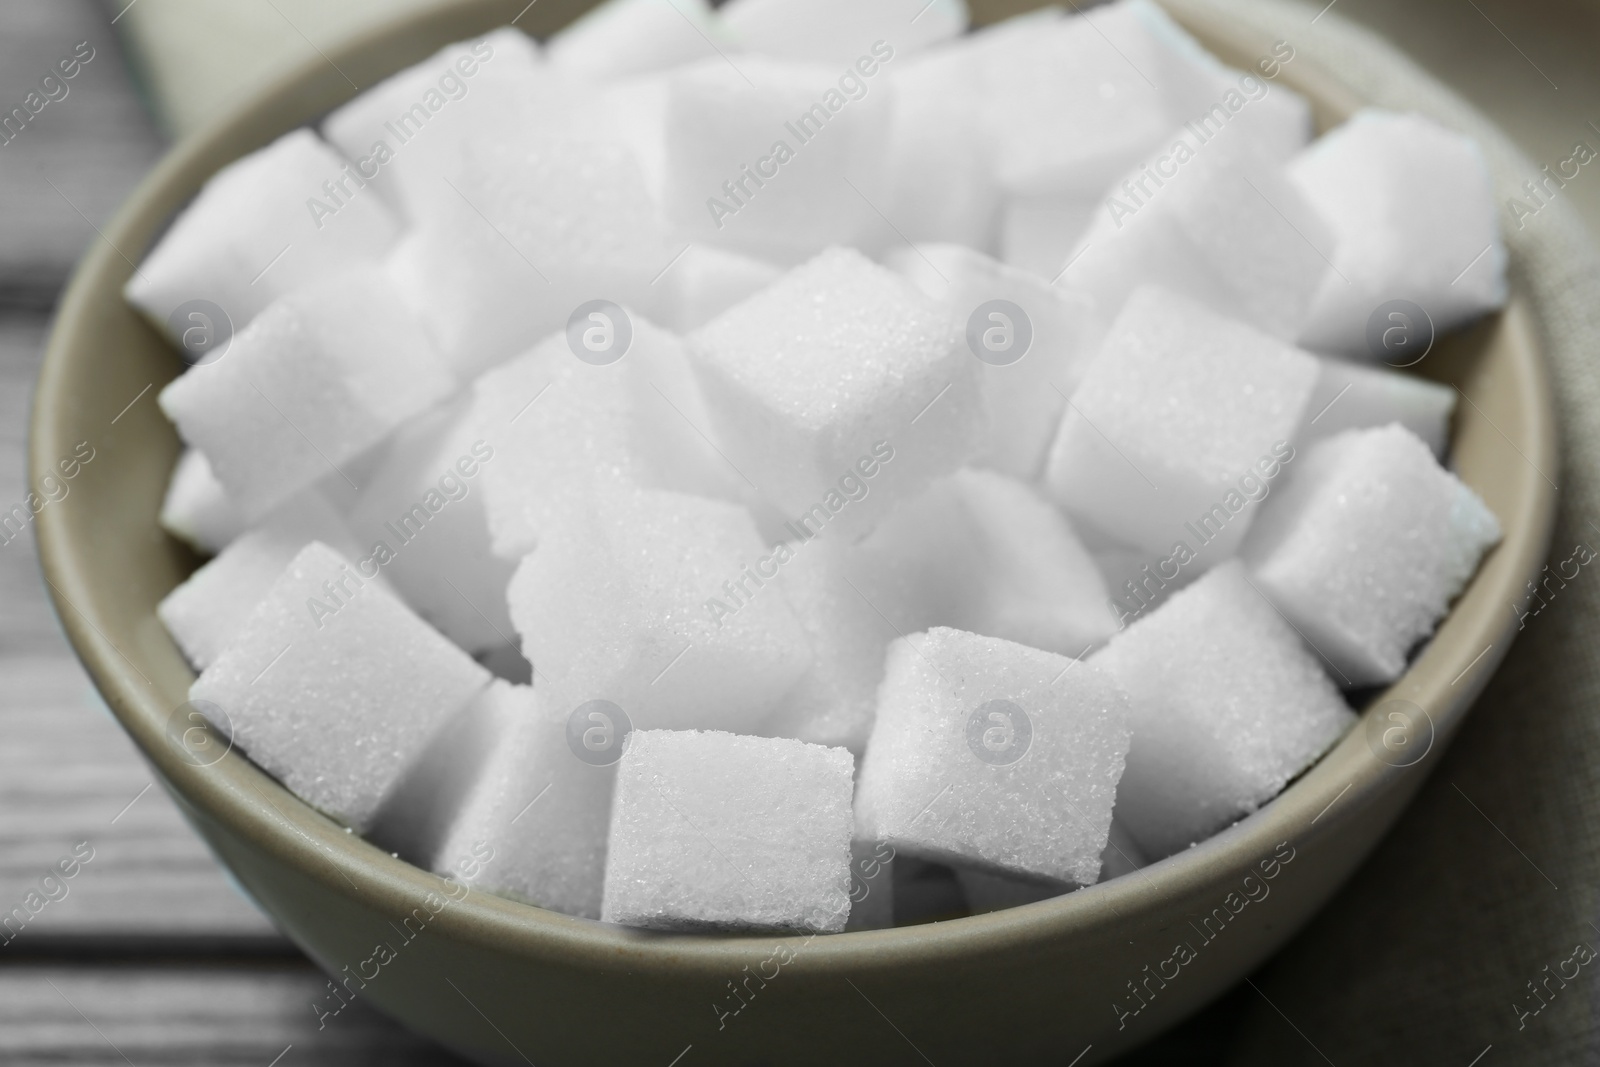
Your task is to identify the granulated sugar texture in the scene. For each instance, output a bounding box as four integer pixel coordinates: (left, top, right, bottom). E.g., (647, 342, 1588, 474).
(144, 0, 1505, 931)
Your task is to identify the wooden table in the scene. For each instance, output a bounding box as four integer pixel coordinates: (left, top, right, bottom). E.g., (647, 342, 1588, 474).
(4, 1, 1590, 1063)
(0, 3, 477, 1061)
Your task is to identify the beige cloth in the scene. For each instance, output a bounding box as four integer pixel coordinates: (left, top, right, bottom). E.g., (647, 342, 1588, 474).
(111, 0, 1600, 1061)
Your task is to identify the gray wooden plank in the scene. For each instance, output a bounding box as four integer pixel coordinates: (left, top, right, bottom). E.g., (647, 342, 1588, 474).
(0, 963, 470, 1066)
(0, 320, 280, 942)
(0, 0, 163, 304)
(0, 318, 70, 656)
(0, 653, 285, 943)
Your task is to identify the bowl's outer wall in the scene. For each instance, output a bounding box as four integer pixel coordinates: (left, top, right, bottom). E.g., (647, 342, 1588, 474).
(31, 1, 1558, 1064)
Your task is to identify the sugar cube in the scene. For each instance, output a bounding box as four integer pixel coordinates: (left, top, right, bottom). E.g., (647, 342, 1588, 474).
(1095, 539, 1209, 632)
(1297, 357, 1455, 457)
(192, 542, 491, 829)
(1290, 109, 1507, 357)
(507, 488, 813, 734)
(472, 317, 743, 561)
(601, 729, 855, 932)
(159, 489, 362, 671)
(887, 243, 1104, 480)
(855, 627, 1132, 886)
(721, 0, 967, 61)
(565, 75, 672, 203)
(389, 133, 675, 378)
(1093, 561, 1355, 859)
(880, 44, 1001, 251)
(160, 449, 244, 555)
(998, 195, 1098, 279)
(1243, 424, 1501, 685)
(853, 470, 1117, 656)
(762, 538, 896, 753)
(430, 682, 617, 918)
(1126, 0, 1311, 162)
(346, 396, 512, 654)
(973, 5, 1172, 200)
(660, 57, 894, 261)
(687, 247, 982, 536)
(158, 268, 456, 520)
(1043, 287, 1318, 559)
(126, 129, 400, 341)
(320, 28, 552, 225)
(369, 675, 526, 867)
(948, 470, 1120, 653)
(658, 245, 783, 332)
(547, 0, 730, 80)
(1060, 136, 1333, 339)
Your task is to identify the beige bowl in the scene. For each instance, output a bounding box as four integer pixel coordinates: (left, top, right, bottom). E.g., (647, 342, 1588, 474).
(32, 2, 1557, 1063)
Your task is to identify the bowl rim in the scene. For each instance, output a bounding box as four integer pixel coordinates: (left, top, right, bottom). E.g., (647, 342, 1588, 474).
(31, 0, 1560, 974)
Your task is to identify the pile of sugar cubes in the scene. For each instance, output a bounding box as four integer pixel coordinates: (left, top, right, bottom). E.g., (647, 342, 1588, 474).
(140, 0, 1508, 933)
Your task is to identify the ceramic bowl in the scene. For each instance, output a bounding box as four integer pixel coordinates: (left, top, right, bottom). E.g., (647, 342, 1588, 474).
(31, 2, 1557, 1063)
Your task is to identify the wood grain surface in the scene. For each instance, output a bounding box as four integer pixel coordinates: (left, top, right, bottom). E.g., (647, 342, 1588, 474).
(8, 0, 1594, 1063)
(0, 3, 463, 1061)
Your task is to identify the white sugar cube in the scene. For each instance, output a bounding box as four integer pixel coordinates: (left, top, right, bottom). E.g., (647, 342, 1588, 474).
(431, 682, 617, 918)
(1093, 561, 1355, 859)
(566, 75, 673, 203)
(974, 5, 1172, 199)
(389, 134, 675, 377)
(1060, 136, 1333, 339)
(508, 489, 813, 733)
(762, 539, 896, 753)
(1298, 358, 1455, 457)
(126, 129, 399, 340)
(1043, 287, 1319, 559)
(160, 449, 244, 555)
(722, 0, 966, 61)
(369, 674, 525, 867)
(473, 318, 742, 561)
(854, 470, 1117, 656)
(547, 0, 730, 80)
(872, 8, 1068, 250)
(1243, 425, 1501, 685)
(968, 0, 1305, 202)
(993, 6, 1314, 279)
(159, 489, 361, 671)
(947, 470, 1119, 653)
(1129, 0, 1311, 162)
(1291, 109, 1507, 357)
(346, 396, 512, 653)
(658, 245, 782, 332)
(158, 268, 456, 520)
(687, 247, 981, 535)
(1095, 539, 1207, 632)
(998, 195, 1098, 279)
(880, 44, 1001, 251)
(856, 627, 1132, 885)
(192, 542, 491, 829)
(601, 729, 855, 932)
(321, 28, 550, 225)
(661, 57, 894, 261)
(887, 243, 1104, 480)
